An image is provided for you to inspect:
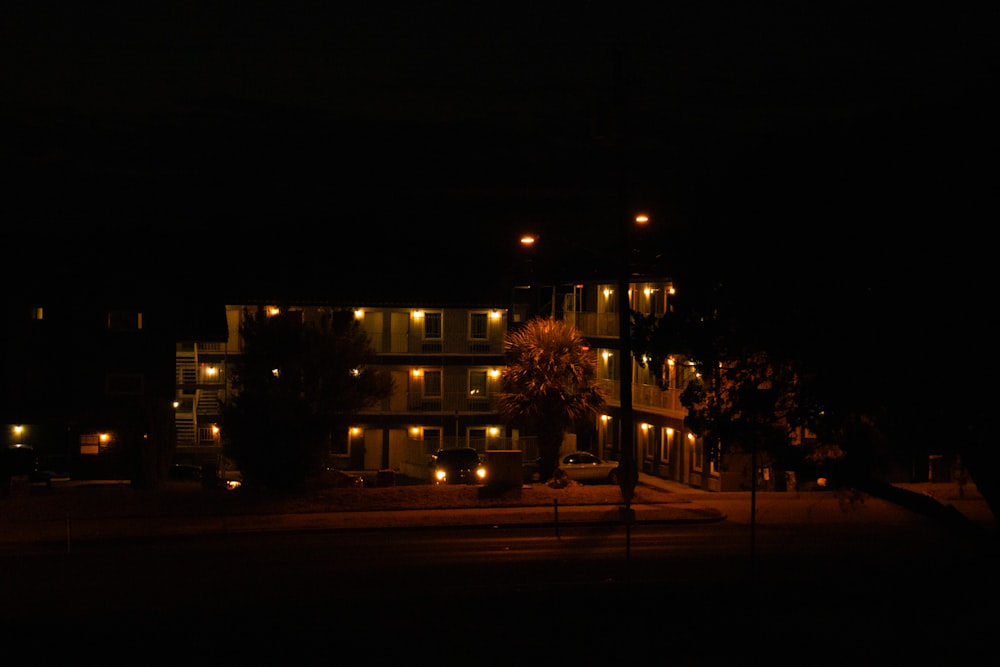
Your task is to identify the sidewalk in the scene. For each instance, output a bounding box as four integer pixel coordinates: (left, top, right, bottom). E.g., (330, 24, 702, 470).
(0, 474, 994, 547)
(0, 475, 723, 547)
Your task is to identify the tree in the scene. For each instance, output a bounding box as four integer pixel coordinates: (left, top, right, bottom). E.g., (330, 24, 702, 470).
(634, 267, 995, 524)
(496, 317, 607, 483)
(633, 292, 823, 487)
(680, 350, 807, 481)
(222, 306, 393, 492)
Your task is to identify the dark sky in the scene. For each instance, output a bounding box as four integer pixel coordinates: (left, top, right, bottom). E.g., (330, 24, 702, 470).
(2, 4, 996, 306)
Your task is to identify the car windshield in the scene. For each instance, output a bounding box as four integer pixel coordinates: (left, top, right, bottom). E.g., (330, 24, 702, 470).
(436, 449, 480, 467)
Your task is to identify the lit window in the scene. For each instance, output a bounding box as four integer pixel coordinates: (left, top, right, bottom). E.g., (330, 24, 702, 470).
(469, 370, 488, 396)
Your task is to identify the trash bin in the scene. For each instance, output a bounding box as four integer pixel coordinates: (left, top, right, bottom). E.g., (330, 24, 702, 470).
(376, 469, 395, 487)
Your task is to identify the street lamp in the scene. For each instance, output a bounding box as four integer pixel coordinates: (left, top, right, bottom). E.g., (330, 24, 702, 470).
(518, 234, 555, 318)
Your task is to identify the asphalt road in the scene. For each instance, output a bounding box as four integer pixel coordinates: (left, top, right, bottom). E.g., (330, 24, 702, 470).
(2, 515, 996, 666)
(2, 473, 998, 666)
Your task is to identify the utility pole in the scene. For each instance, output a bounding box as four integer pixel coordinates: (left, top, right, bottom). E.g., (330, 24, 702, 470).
(611, 44, 637, 513)
(617, 249, 637, 511)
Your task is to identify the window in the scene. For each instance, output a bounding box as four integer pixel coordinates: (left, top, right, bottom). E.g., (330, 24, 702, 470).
(422, 370, 442, 397)
(639, 424, 653, 461)
(469, 312, 488, 339)
(80, 433, 100, 455)
(107, 310, 143, 331)
(80, 432, 113, 455)
(468, 370, 488, 397)
(660, 427, 673, 463)
(423, 311, 442, 339)
(693, 436, 704, 472)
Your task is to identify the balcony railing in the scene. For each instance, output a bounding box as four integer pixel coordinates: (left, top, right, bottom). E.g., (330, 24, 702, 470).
(598, 379, 685, 414)
(360, 391, 501, 414)
(355, 382, 684, 416)
(574, 311, 619, 338)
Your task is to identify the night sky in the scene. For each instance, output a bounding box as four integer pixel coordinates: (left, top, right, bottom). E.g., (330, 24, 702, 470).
(2, 5, 996, 312)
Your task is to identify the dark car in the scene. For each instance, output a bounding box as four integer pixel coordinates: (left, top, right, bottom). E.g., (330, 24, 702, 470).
(168, 463, 204, 481)
(430, 448, 487, 485)
(2, 444, 38, 477)
(323, 467, 364, 488)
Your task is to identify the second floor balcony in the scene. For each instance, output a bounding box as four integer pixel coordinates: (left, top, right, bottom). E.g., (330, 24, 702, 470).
(360, 391, 500, 414)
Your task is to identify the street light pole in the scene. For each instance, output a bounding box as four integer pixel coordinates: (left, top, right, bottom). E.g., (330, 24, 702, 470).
(518, 234, 555, 320)
(617, 216, 639, 511)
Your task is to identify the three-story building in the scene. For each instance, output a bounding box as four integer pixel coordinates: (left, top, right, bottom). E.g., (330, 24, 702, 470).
(174, 272, 724, 489)
(172, 299, 525, 483)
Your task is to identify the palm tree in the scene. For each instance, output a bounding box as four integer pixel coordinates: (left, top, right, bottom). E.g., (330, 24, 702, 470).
(497, 317, 607, 482)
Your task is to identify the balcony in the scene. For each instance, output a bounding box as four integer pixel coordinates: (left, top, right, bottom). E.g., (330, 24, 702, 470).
(359, 391, 499, 414)
(598, 379, 685, 416)
(407, 391, 498, 413)
(574, 311, 619, 338)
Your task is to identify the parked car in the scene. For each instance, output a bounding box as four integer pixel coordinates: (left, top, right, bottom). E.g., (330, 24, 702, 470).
(2, 444, 37, 477)
(430, 448, 487, 485)
(168, 463, 204, 481)
(556, 451, 620, 484)
(323, 467, 364, 488)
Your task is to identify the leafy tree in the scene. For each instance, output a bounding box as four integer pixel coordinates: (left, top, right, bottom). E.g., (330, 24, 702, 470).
(496, 317, 607, 483)
(222, 306, 392, 492)
(680, 350, 804, 477)
(633, 291, 821, 484)
(634, 275, 928, 498)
